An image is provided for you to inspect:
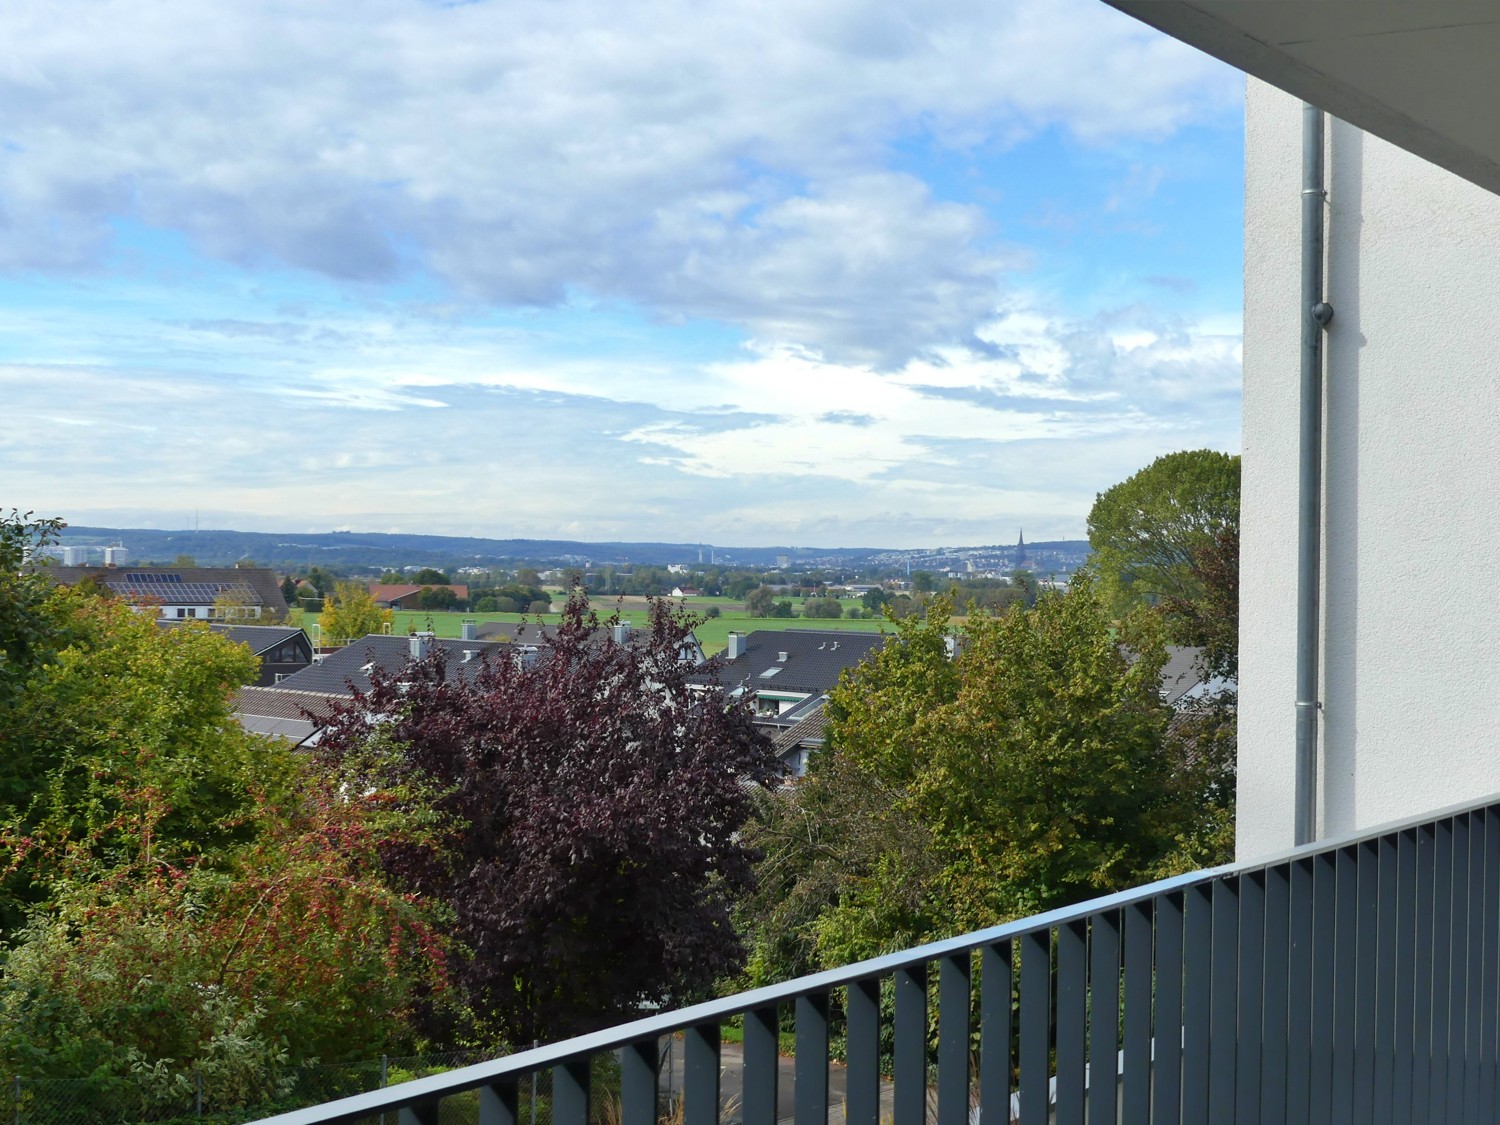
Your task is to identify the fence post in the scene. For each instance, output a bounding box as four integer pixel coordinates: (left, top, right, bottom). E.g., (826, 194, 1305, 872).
(195, 1069, 203, 1117)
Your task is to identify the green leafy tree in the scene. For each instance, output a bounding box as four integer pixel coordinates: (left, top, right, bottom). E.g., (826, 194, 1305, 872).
(744, 586, 775, 618)
(771, 600, 795, 619)
(413, 568, 450, 586)
(0, 594, 283, 929)
(741, 581, 1219, 978)
(320, 581, 393, 645)
(1086, 449, 1240, 629)
(416, 586, 460, 611)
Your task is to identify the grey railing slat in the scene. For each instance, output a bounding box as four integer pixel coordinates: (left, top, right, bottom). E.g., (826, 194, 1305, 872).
(1446, 815, 1470, 1122)
(1285, 858, 1313, 1125)
(979, 942, 1012, 1125)
(1464, 811, 1485, 1125)
(685, 1023, 719, 1125)
(399, 1102, 439, 1125)
(938, 954, 970, 1125)
(1483, 808, 1500, 1119)
(894, 965, 927, 1125)
(1153, 893, 1184, 1125)
(1209, 876, 1238, 1123)
(1395, 828, 1420, 1125)
(742, 1007, 779, 1125)
(1019, 929, 1050, 1125)
(1331, 846, 1357, 1125)
(620, 1040, 657, 1125)
(1260, 864, 1290, 1125)
(1430, 818, 1455, 1125)
(795, 993, 829, 1125)
(1371, 835, 1397, 1125)
(553, 1059, 590, 1125)
(1055, 921, 1086, 1125)
(1236, 871, 1264, 1125)
(1309, 850, 1336, 1124)
(1413, 823, 1437, 1123)
(1089, 909, 1121, 1125)
(845, 982, 879, 1125)
(479, 1077, 519, 1125)
(1181, 883, 1211, 1123)
(1121, 904, 1151, 1125)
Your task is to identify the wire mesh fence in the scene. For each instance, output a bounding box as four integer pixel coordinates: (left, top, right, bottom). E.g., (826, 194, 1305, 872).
(1, 1049, 510, 1125)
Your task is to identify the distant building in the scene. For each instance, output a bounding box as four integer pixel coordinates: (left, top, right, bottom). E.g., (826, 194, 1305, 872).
(368, 583, 470, 609)
(103, 545, 128, 566)
(46, 565, 288, 622)
(708, 629, 888, 717)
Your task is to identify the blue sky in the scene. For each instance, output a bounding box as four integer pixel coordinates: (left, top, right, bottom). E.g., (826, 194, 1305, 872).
(0, 0, 1243, 548)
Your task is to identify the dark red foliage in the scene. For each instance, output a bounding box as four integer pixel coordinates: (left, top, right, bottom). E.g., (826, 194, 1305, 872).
(315, 597, 780, 1044)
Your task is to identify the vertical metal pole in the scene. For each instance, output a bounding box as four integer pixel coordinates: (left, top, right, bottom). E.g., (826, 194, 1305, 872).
(796, 993, 830, 1125)
(894, 967, 927, 1125)
(195, 1068, 203, 1118)
(1296, 100, 1331, 846)
(743, 1008, 781, 1125)
(980, 943, 1013, 1125)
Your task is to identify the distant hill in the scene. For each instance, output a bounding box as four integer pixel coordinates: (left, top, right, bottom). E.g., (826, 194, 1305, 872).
(57, 526, 1089, 573)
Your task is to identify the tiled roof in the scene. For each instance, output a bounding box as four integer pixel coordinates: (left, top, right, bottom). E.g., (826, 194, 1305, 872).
(234, 686, 342, 722)
(368, 583, 470, 602)
(712, 629, 889, 697)
(772, 699, 829, 751)
(268, 634, 516, 696)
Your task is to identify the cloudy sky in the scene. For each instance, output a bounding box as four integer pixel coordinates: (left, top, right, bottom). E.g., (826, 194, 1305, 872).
(1, 0, 1242, 548)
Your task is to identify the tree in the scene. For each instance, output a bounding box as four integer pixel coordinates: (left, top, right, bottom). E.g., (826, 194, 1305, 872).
(740, 581, 1219, 978)
(744, 586, 775, 618)
(909, 570, 937, 595)
(415, 586, 460, 612)
(1086, 449, 1240, 627)
(413, 568, 450, 586)
(803, 596, 843, 619)
(0, 592, 283, 930)
(770, 600, 794, 619)
(320, 581, 393, 645)
(861, 588, 890, 613)
(314, 598, 780, 1043)
(1164, 523, 1240, 679)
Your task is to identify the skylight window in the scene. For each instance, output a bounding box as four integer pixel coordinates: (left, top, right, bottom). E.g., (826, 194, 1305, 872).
(759, 666, 783, 679)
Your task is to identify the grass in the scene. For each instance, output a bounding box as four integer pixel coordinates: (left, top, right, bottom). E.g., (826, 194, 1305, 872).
(305, 599, 890, 655)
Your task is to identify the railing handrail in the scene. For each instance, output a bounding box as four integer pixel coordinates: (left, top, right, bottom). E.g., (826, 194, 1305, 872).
(251, 787, 1500, 1124)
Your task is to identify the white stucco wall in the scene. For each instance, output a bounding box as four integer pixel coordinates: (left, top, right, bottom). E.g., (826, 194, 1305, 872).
(1239, 79, 1500, 860)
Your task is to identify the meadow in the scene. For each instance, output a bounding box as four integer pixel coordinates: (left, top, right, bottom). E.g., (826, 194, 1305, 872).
(307, 594, 890, 654)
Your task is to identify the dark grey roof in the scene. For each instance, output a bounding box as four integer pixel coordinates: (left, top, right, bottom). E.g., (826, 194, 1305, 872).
(1158, 646, 1208, 706)
(269, 634, 519, 696)
(160, 622, 306, 655)
(46, 565, 288, 613)
(235, 686, 343, 721)
(713, 629, 889, 697)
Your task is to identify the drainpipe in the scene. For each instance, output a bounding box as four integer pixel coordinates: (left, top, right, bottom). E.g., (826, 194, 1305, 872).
(1295, 103, 1334, 846)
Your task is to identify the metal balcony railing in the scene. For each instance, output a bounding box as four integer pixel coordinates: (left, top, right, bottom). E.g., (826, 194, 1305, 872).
(253, 793, 1500, 1125)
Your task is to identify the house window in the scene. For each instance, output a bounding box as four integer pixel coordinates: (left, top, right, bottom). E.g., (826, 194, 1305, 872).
(274, 673, 287, 683)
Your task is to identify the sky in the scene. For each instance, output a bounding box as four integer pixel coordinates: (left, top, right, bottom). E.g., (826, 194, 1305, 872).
(0, 0, 1244, 549)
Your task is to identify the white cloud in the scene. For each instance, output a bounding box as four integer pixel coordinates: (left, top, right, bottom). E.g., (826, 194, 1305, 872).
(0, 0, 1237, 363)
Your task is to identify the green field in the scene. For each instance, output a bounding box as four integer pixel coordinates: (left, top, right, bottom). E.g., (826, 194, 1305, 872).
(306, 597, 889, 655)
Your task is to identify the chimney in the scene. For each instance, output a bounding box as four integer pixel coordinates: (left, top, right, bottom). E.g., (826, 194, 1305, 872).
(778, 651, 789, 663)
(462, 649, 477, 663)
(461, 619, 477, 641)
(409, 631, 434, 661)
(727, 632, 746, 660)
(612, 622, 631, 644)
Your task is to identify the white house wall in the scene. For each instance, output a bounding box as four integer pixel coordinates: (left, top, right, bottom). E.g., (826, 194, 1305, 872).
(1240, 79, 1500, 859)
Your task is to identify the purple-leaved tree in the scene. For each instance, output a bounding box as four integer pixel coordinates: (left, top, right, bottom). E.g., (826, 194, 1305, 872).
(316, 595, 779, 1044)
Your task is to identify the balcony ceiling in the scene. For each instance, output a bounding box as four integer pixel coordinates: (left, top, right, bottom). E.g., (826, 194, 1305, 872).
(1104, 2, 1500, 196)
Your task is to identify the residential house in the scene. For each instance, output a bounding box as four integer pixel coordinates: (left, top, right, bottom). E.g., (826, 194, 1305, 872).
(46, 564, 288, 622)
(368, 583, 470, 609)
(708, 628, 888, 718)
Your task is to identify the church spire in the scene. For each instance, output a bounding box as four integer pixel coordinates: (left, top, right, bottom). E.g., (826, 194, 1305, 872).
(1016, 527, 1028, 567)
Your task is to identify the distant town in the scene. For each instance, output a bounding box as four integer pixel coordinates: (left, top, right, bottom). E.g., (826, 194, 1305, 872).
(43, 525, 1091, 585)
